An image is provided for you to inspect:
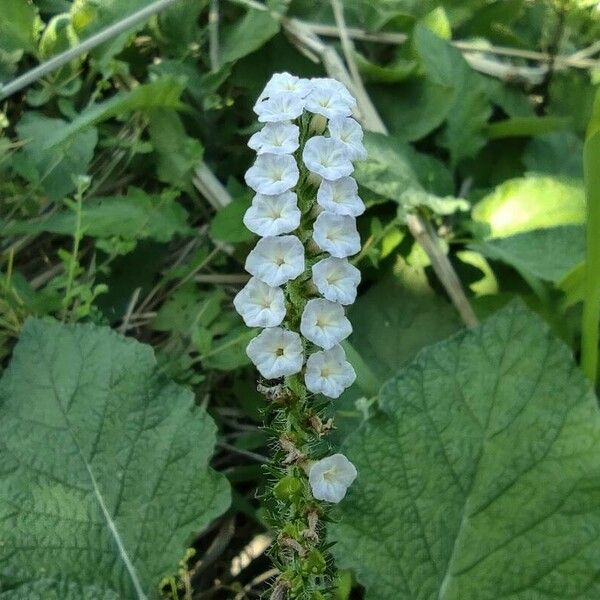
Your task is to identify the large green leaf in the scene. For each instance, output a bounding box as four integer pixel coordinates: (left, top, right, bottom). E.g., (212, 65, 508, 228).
(472, 176, 586, 238)
(5, 187, 190, 245)
(0, 318, 230, 598)
(470, 225, 586, 283)
(331, 301, 600, 599)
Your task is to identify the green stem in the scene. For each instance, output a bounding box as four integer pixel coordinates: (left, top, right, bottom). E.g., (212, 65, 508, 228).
(581, 90, 600, 384)
(62, 194, 83, 321)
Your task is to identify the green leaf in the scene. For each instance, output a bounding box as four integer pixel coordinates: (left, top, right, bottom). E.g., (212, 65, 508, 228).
(372, 79, 454, 141)
(581, 88, 600, 383)
(43, 77, 185, 149)
(347, 265, 462, 383)
(157, 0, 208, 55)
(148, 109, 203, 189)
(14, 112, 98, 201)
(356, 131, 453, 200)
(355, 52, 417, 83)
(523, 131, 583, 179)
(220, 8, 280, 64)
(414, 25, 492, 166)
(331, 301, 600, 600)
(485, 116, 569, 139)
(210, 196, 254, 243)
(0, 318, 230, 598)
(472, 176, 586, 238)
(470, 225, 586, 283)
(0, 0, 41, 54)
(6, 187, 190, 245)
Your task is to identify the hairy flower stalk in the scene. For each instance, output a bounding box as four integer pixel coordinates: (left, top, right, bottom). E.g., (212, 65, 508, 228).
(236, 73, 364, 599)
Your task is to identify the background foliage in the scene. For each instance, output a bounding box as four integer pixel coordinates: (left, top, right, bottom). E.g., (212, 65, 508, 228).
(1, 0, 600, 598)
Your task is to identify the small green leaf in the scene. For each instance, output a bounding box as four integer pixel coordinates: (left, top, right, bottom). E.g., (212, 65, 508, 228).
(472, 176, 586, 238)
(0, 318, 230, 598)
(220, 9, 280, 64)
(332, 301, 600, 599)
(0, 0, 41, 54)
(148, 109, 203, 189)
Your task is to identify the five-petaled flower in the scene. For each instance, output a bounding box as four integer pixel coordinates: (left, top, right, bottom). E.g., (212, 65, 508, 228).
(305, 345, 356, 398)
(309, 453, 358, 503)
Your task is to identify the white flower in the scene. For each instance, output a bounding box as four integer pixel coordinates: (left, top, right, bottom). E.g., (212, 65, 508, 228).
(245, 235, 305, 287)
(244, 153, 299, 195)
(309, 453, 357, 503)
(305, 345, 356, 398)
(248, 122, 300, 155)
(312, 212, 361, 258)
(255, 72, 311, 107)
(246, 327, 303, 379)
(305, 78, 356, 119)
(254, 92, 305, 123)
(233, 277, 286, 328)
(328, 117, 366, 161)
(300, 298, 352, 349)
(302, 137, 353, 181)
(317, 177, 365, 217)
(243, 191, 301, 237)
(312, 257, 360, 305)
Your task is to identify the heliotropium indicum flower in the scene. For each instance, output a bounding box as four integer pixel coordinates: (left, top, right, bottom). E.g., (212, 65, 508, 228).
(300, 298, 352, 349)
(302, 136, 354, 180)
(312, 257, 361, 305)
(235, 72, 364, 596)
(305, 345, 356, 398)
(254, 92, 306, 123)
(328, 117, 367, 161)
(305, 78, 357, 119)
(313, 211, 361, 258)
(244, 153, 299, 195)
(245, 235, 305, 287)
(248, 122, 300, 155)
(308, 453, 358, 503)
(317, 177, 365, 217)
(246, 327, 303, 379)
(243, 191, 301, 237)
(233, 277, 286, 328)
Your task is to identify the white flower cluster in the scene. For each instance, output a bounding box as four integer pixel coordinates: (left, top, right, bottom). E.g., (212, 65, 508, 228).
(235, 73, 363, 503)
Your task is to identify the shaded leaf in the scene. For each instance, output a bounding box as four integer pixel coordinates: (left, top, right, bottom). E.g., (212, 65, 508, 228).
(220, 9, 280, 64)
(470, 225, 586, 283)
(347, 265, 462, 382)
